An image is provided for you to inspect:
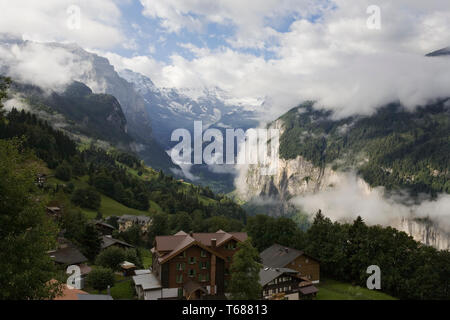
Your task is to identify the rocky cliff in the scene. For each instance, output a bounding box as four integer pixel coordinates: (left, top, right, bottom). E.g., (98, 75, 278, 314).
(236, 119, 450, 250)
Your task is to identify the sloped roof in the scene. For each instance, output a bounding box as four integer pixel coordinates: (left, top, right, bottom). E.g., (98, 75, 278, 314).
(101, 236, 134, 249)
(260, 244, 314, 268)
(53, 284, 88, 301)
(259, 267, 299, 287)
(133, 273, 162, 291)
(299, 285, 319, 295)
(184, 279, 208, 295)
(48, 245, 88, 265)
(154, 230, 247, 264)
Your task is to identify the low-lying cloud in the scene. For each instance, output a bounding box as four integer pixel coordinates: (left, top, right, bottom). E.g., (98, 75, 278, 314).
(0, 42, 93, 92)
(291, 172, 450, 232)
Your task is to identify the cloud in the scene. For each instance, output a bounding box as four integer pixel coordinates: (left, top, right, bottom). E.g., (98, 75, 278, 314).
(0, 0, 125, 49)
(291, 171, 450, 232)
(0, 42, 93, 91)
(131, 0, 450, 119)
(139, 0, 328, 48)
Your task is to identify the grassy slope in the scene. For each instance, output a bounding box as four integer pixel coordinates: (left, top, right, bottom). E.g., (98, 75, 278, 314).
(316, 278, 397, 300)
(48, 176, 157, 218)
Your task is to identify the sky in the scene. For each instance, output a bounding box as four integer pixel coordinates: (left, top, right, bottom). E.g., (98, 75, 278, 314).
(1, 0, 450, 118)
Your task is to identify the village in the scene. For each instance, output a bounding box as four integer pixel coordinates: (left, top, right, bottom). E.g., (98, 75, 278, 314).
(47, 207, 320, 301)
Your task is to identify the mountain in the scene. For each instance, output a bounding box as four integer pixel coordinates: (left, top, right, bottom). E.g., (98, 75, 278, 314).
(119, 69, 260, 148)
(0, 40, 176, 172)
(10, 81, 131, 146)
(119, 68, 261, 192)
(236, 101, 450, 249)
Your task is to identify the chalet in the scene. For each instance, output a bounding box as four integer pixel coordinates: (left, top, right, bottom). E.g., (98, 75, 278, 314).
(118, 215, 152, 234)
(46, 206, 62, 219)
(48, 242, 91, 289)
(142, 230, 247, 300)
(259, 267, 302, 300)
(259, 267, 319, 300)
(101, 235, 135, 251)
(260, 244, 320, 283)
(95, 221, 116, 235)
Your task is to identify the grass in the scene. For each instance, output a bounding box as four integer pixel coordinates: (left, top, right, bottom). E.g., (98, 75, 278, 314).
(316, 278, 397, 300)
(48, 175, 153, 218)
(139, 248, 153, 269)
(84, 278, 136, 300)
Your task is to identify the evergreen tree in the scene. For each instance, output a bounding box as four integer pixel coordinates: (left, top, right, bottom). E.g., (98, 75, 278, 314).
(78, 224, 102, 261)
(229, 239, 262, 300)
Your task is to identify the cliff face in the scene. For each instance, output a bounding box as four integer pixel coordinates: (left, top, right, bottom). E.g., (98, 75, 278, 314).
(236, 119, 450, 250)
(394, 218, 450, 250)
(236, 119, 339, 201)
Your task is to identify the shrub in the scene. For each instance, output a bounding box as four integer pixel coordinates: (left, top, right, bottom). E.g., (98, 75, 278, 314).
(95, 247, 126, 271)
(87, 267, 115, 292)
(71, 187, 101, 210)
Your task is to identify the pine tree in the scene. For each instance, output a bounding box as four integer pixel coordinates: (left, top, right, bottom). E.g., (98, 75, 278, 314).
(229, 239, 262, 300)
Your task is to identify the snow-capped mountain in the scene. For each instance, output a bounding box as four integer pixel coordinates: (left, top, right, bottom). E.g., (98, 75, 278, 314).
(0, 40, 175, 171)
(119, 69, 261, 147)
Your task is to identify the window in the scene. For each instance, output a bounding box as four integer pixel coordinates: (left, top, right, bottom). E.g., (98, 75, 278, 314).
(177, 263, 185, 271)
(189, 269, 196, 277)
(178, 251, 186, 258)
(189, 256, 196, 264)
(176, 274, 183, 284)
(199, 273, 208, 282)
(200, 261, 208, 270)
(226, 242, 236, 250)
(201, 250, 207, 257)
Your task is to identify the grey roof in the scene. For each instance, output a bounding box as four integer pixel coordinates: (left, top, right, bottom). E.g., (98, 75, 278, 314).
(259, 267, 299, 287)
(132, 273, 162, 291)
(134, 269, 151, 275)
(260, 244, 306, 268)
(101, 236, 135, 250)
(48, 246, 88, 265)
(95, 221, 115, 230)
(77, 294, 114, 300)
(299, 285, 319, 295)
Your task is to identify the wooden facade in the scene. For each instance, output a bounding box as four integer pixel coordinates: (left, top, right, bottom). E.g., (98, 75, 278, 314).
(151, 231, 247, 299)
(285, 255, 320, 283)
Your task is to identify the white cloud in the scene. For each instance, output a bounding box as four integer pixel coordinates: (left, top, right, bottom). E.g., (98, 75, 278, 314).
(291, 171, 450, 232)
(0, 42, 93, 91)
(139, 0, 329, 48)
(131, 0, 450, 119)
(0, 0, 125, 49)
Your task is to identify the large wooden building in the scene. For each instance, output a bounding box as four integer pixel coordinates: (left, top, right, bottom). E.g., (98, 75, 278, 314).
(260, 244, 320, 283)
(150, 230, 247, 300)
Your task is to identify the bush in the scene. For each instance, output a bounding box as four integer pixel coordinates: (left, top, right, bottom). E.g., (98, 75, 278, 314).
(87, 267, 115, 292)
(71, 187, 101, 210)
(95, 247, 126, 271)
(55, 162, 72, 181)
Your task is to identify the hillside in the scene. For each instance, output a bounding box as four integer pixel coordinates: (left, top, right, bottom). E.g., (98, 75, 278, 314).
(279, 100, 450, 196)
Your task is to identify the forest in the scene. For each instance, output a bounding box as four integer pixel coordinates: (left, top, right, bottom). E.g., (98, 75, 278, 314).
(279, 101, 450, 196)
